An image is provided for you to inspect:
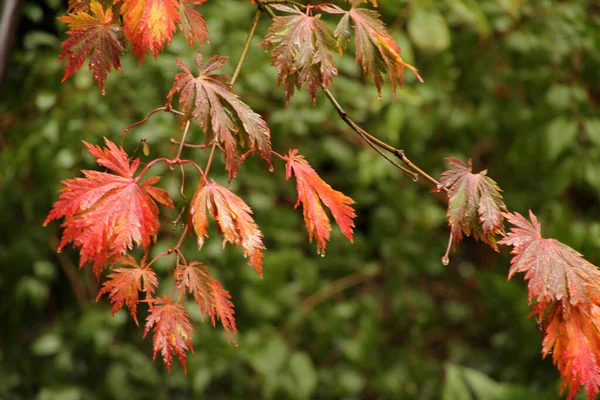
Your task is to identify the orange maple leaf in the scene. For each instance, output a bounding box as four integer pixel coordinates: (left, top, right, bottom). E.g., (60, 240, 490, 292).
(260, 4, 338, 105)
(44, 138, 174, 278)
(58, 0, 125, 93)
(174, 261, 237, 339)
(436, 158, 507, 251)
(542, 303, 600, 400)
(119, 0, 180, 62)
(97, 254, 158, 325)
(323, 0, 422, 95)
(189, 180, 265, 276)
(144, 295, 194, 372)
(284, 149, 356, 254)
(167, 52, 272, 180)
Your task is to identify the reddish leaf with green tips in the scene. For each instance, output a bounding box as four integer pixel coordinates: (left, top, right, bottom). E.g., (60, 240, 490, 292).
(175, 261, 237, 339)
(322, 0, 422, 95)
(167, 52, 272, 179)
(189, 180, 265, 276)
(436, 158, 506, 251)
(97, 254, 158, 325)
(144, 295, 194, 372)
(44, 138, 174, 278)
(58, 0, 125, 93)
(178, 0, 209, 48)
(260, 4, 338, 105)
(284, 149, 356, 254)
(499, 211, 600, 306)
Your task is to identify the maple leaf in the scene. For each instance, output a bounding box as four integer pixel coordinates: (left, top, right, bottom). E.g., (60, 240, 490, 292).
(541, 302, 600, 400)
(499, 211, 600, 306)
(436, 158, 507, 251)
(119, 0, 180, 62)
(259, 4, 338, 105)
(174, 261, 237, 338)
(189, 180, 265, 276)
(144, 295, 194, 372)
(167, 52, 272, 180)
(322, 1, 422, 95)
(58, 1, 125, 94)
(67, 0, 90, 12)
(97, 254, 158, 325)
(284, 149, 356, 254)
(178, 0, 209, 48)
(44, 138, 174, 278)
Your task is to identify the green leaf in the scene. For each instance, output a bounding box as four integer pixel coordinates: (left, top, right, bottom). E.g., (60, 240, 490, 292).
(545, 117, 578, 161)
(408, 7, 451, 52)
(288, 352, 317, 398)
(445, 0, 490, 38)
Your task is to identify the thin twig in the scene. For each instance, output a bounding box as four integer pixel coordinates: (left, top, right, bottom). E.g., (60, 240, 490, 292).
(258, 0, 277, 18)
(121, 106, 184, 146)
(175, 120, 192, 160)
(170, 138, 207, 149)
(232, 8, 262, 86)
(204, 140, 218, 176)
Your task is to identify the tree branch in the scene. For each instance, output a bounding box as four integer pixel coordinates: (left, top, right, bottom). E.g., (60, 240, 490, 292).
(232, 8, 263, 86)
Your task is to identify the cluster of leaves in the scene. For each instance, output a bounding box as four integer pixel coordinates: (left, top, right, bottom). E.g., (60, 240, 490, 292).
(437, 158, 600, 400)
(48, 0, 600, 398)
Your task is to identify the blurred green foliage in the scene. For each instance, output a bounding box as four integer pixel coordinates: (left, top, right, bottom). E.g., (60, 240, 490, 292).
(1, 0, 599, 399)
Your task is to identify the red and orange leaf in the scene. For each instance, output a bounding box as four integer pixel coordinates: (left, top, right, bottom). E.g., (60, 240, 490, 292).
(178, 0, 209, 48)
(541, 302, 600, 400)
(144, 295, 194, 372)
(259, 4, 338, 105)
(167, 52, 272, 180)
(44, 138, 174, 278)
(174, 261, 237, 338)
(119, 0, 180, 62)
(189, 180, 265, 276)
(323, 0, 422, 95)
(97, 254, 158, 325)
(67, 0, 90, 12)
(284, 149, 356, 254)
(499, 211, 600, 306)
(58, 1, 125, 94)
(436, 158, 506, 251)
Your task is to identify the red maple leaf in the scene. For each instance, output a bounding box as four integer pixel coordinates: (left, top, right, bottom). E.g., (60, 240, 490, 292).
(189, 180, 265, 276)
(542, 302, 600, 400)
(284, 149, 356, 254)
(174, 261, 237, 338)
(119, 0, 180, 62)
(178, 0, 209, 48)
(322, 0, 422, 95)
(58, 0, 125, 93)
(436, 158, 507, 251)
(144, 295, 194, 372)
(44, 138, 174, 278)
(97, 254, 158, 325)
(167, 52, 272, 180)
(260, 4, 338, 105)
(499, 211, 600, 307)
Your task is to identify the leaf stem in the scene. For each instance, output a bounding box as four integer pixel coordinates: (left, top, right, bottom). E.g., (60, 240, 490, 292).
(121, 106, 184, 146)
(231, 8, 262, 86)
(175, 120, 192, 161)
(257, 0, 277, 18)
(204, 140, 218, 177)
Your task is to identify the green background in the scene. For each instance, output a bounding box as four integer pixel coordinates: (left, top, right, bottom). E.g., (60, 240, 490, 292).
(2, 0, 600, 398)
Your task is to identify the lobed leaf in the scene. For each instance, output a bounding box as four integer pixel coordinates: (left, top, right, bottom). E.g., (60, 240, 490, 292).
(119, 0, 180, 62)
(144, 295, 194, 372)
(97, 254, 158, 325)
(189, 180, 265, 276)
(174, 261, 237, 338)
(178, 0, 209, 48)
(44, 138, 174, 278)
(167, 52, 272, 179)
(260, 5, 338, 105)
(323, 0, 422, 96)
(284, 149, 356, 254)
(541, 303, 600, 400)
(58, 0, 125, 94)
(436, 158, 507, 251)
(499, 211, 600, 306)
